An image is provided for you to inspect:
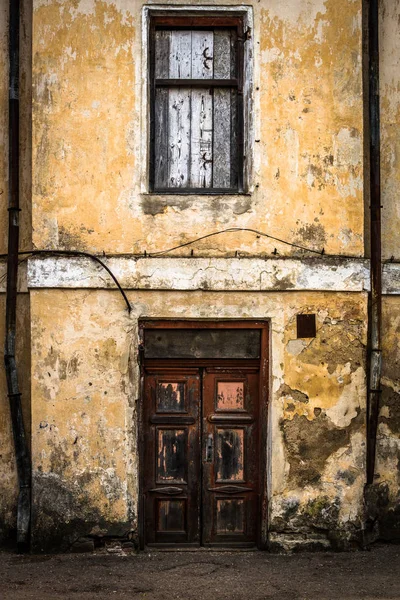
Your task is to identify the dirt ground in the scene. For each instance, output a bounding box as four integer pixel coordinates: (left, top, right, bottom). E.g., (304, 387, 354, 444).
(1, 544, 400, 600)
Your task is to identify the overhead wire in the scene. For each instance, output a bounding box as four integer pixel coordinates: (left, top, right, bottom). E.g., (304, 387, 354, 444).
(0, 228, 397, 313)
(147, 227, 325, 257)
(0, 250, 131, 313)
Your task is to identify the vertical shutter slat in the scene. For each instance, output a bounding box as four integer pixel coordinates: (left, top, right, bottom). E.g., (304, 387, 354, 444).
(154, 31, 170, 188)
(168, 87, 191, 188)
(168, 32, 192, 187)
(190, 89, 213, 188)
(170, 30, 192, 78)
(213, 30, 230, 79)
(191, 31, 214, 79)
(213, 89, 231, 188)
(155, 30, 171, 78)
(230, 89, 238, 189)
(213, 30, 236, 188)
(190, 31, 213, 187)
(230, 31, 238, 188)
(155, 88, 170, 188)
(230, 30, 237, 78)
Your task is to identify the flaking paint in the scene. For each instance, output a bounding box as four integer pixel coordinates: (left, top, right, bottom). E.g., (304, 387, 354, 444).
(31, 0, 364, 257)
(30, 289, 367, 549)
(373, 297, 400, 541)
(1, 0, 400, 550)
(381, 0, 400, 261)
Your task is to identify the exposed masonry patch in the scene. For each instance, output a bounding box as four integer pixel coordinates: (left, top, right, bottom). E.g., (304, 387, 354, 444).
(278, 383, 309, 403)
(32, 472, 134, 552)
(281, 409, 364, 488)
(26, 257, 372, 292)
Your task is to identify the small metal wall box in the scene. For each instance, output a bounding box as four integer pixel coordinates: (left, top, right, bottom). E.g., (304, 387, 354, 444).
(296, 314, 316, 338)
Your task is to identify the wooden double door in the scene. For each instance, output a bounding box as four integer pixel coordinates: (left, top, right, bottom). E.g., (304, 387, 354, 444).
(142, 365, 260, 547)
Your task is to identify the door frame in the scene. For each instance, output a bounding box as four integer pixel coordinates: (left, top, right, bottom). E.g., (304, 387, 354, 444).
(138, 319, 270, 550)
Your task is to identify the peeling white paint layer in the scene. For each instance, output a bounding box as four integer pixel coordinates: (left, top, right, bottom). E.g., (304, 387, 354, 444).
(1, 258, 397, 294)
(27, 256, 370, 292)
(383, 263, 400, 295)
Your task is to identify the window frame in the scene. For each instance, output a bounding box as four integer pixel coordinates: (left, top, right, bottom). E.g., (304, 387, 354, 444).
(142, 7, 254, 196)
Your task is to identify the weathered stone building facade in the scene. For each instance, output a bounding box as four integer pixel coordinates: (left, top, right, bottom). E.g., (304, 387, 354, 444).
(0, 0, 399, 551)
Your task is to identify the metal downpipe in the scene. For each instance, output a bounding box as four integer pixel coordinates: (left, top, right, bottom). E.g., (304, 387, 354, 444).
(366, 0, 382, 487)
(4, 0, 31, 552)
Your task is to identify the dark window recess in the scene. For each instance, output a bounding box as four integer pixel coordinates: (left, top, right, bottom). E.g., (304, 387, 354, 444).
(144, 329, 261, 359)
(296, 314, 317, 338)
(150, 17, 244, 193)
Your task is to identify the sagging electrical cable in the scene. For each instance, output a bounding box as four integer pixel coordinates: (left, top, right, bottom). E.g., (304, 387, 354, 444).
(2, 226, 394, 317)
(0, 250, 131, 313)
(147, 227, 325, 257)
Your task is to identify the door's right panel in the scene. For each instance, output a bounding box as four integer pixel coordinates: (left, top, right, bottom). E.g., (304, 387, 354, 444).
(202, 368, 260, 546)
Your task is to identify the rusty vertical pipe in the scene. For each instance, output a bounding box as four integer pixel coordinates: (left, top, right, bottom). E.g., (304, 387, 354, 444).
(366, 0, 382, 486)
(4, 0, 31, 552)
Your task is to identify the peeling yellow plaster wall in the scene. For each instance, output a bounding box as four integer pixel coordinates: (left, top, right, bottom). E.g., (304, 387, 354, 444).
(30, 288, 367, 547)
(0, 0, 32, 254)
(31, 289, 137, 539)
(376, 297, 400, 511)
(377, 0, 400, 539)
(282, 302, 366, 423)
(32, 0, 138, 253)
(32, 0, 364, 257)
(381, 0, 400, 260)
(258, 0, 363, 256)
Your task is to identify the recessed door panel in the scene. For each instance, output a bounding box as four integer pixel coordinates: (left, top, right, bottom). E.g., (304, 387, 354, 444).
(215, 428, 245, 482)
(157, 499, 186, 532)
(216, 498, 245, 533)
(157, 382, 186, 412)
(217, 382, 245, 411)
(157, 428, 187, 483)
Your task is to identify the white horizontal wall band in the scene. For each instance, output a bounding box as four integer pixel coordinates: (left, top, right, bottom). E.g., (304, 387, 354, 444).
(24, 256, 376, 293)
(0, 257, 397, 294)
(383, 263, 400, 294)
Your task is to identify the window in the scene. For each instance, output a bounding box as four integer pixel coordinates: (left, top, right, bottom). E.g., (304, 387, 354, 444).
(149, 16, 246, 193)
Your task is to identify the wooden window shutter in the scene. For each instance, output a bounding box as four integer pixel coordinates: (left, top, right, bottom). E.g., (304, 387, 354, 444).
(150, 18, 244, 193)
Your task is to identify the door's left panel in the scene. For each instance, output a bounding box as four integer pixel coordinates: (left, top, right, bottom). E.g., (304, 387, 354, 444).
(143, 369, 201, 546)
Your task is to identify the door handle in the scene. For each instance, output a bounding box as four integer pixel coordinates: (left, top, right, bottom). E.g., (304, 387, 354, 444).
(206, 434, 213, 463)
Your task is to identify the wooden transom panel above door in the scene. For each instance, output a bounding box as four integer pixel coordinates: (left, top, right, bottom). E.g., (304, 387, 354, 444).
(142, 366, 260, 547)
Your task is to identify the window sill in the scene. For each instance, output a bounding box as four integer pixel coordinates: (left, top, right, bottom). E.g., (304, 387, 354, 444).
(142, 190, 252, 197)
